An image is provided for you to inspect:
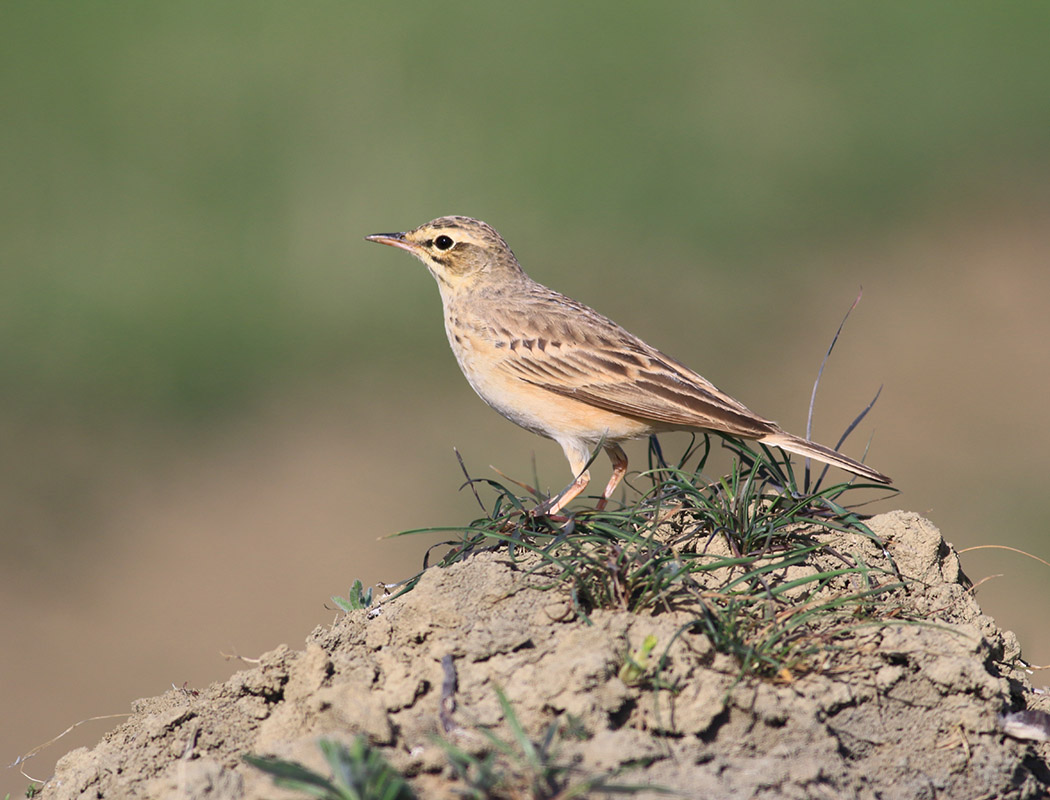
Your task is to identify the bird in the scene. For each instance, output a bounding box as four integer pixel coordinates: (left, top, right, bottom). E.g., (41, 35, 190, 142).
(365, 216, 891, 515)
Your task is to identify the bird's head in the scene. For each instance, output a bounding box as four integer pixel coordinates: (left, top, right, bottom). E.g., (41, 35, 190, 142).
(366, 216, 524, 292)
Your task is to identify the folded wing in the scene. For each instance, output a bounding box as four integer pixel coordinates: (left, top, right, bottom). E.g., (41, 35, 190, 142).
(493, 297, 777, 439)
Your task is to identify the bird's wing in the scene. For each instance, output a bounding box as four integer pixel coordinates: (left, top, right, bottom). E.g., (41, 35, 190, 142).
(493, 296, 777, 439)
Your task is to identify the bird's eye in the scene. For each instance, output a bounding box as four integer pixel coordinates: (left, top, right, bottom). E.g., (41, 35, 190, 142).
(434, 235, 454, 251)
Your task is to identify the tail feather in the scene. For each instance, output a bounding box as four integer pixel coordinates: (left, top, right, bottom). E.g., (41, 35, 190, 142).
(760, 432, 891, 485)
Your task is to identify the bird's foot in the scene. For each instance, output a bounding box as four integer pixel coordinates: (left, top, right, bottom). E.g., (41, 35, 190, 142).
(529, 499, 572, 524)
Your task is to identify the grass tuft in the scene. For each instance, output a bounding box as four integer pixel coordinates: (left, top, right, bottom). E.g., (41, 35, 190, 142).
(395, 432, 901, 682)
(244, 737, 414, 800)
(244, 694, 661, 800)
(435, 687, 665, 799)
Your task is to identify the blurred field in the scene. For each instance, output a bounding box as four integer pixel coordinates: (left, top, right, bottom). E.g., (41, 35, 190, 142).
(3, 4, 1050, 796)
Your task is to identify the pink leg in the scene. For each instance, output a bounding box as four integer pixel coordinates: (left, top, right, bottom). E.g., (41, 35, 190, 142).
(534, 441, 594, 517)
(595, 443, 628, 511)
(537, 468, 591, 516)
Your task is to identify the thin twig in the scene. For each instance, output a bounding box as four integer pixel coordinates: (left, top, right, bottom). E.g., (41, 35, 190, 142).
(440, 654, 459, 733)
(12, 713, 131, 782)
(455, 448, 487, 511)
(958, 544, 1050, 570)
(806, 288, 863, 491)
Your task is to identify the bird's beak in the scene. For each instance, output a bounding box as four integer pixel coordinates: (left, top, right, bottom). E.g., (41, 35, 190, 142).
(365, 231, 420, 255)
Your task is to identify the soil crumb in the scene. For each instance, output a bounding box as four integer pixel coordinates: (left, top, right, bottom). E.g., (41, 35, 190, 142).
(36, 511, 1050, 799)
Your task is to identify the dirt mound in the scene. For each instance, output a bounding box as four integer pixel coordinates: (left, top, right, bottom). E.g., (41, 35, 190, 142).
(37, 511, 1050, 799)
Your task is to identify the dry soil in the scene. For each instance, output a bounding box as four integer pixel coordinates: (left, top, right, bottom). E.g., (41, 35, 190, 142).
(34, 511, 1050, 799)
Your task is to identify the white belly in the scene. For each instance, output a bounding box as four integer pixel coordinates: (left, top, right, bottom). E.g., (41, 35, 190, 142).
(443, 314, 654, 446)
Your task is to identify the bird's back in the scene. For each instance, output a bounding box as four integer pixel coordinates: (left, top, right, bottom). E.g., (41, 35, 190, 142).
(444, 277, 778, 442)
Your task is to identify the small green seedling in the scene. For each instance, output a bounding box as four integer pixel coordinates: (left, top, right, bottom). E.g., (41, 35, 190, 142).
(619, 635, 659, 686)
(332, 579, 373, 612)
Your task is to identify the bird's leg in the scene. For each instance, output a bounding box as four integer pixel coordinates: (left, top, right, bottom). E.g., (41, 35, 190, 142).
(595, 443, 628, 511)
(533, 444, 595, 518)
(534, 468, 591, 517)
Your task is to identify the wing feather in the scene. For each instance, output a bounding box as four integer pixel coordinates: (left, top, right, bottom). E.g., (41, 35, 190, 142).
(492, 292, 777, 439)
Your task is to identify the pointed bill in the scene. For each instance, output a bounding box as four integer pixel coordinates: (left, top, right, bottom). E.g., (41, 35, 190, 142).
(365, 232, 422, 256)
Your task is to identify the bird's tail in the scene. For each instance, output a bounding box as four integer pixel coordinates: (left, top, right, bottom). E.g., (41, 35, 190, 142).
(760, 432, 891, 485)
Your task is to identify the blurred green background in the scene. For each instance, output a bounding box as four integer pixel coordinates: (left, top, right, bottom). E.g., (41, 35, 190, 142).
(3, 4, 1050, 794)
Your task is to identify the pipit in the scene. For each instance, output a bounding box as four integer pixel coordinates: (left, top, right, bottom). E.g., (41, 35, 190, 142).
(366, 216, 891, 515)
